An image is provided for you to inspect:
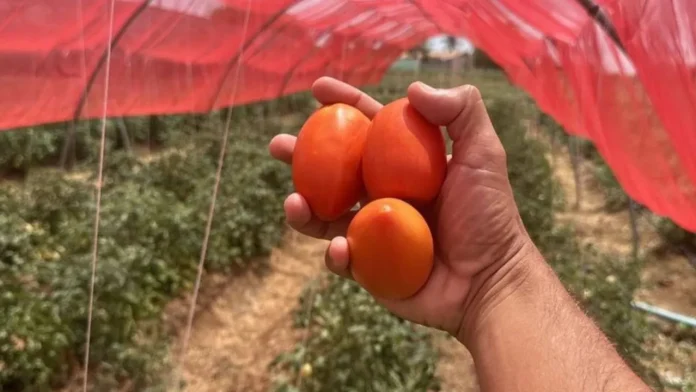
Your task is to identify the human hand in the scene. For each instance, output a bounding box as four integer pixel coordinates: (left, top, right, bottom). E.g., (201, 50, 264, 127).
(268, 76, 536, 345)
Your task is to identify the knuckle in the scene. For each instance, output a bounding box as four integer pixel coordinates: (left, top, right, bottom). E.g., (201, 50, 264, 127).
(492, 141, 508, 167)
(463, 84, 483, 103)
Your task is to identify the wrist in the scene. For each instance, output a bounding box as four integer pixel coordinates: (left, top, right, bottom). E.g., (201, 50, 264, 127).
(454, 238, 653, 392)
(456, 236, 547, 346)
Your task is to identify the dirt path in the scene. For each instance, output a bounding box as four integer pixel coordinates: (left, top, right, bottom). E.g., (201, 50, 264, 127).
(163, 227, 480, 392)
(165, 230, 327, 392)
(546, 143, 649, 256)
(547, 141, 696, 316)
(157, 134, 693, 392)
(433, 133, 695, 391)
(547, 140, 696, 390)
(433, 333, 478, 392)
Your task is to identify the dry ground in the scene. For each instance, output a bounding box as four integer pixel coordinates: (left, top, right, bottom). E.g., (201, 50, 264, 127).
(166, 230, 327, 392)
(162, 131, 695, 392)
(546, 140, 696, 319)
(546, 139, 696, 390)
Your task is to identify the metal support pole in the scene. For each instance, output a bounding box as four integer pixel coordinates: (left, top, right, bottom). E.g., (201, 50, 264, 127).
(575, 0, 625, 52)
(577, 0, 649, 258)
(116, 118, 131, 153)
(568, 136, 583, 210)
(58, 122, 76, 170)
(628, 199, 640, 261)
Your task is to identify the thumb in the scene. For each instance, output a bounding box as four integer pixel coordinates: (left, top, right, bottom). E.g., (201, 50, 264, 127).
(406, 82, 506, 170)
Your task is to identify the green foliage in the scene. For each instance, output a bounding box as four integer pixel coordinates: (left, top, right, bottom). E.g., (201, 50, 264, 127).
(542, 227, 663, 388)
(540, 112, 599, 160)
(540, 112, 567, 143)
(592, 160, 628, 212)
(0, 69, 679, 391)
(656, 218, 696, 246)
(0, 128, 62, 174)
(541, 112, 627, 212)
(0, 90, 313, 175)
(365, 69, 520, 107)
(273, 79, 662, 391)
(654, 217, 696, 256)
(492, 95, 659, 388)
(489, 97, 558, 243)
(270, 71, 536, 392)
(270, 276, 439, 392)
(473, 49, 501, 70)
(0, 114, 293, 389)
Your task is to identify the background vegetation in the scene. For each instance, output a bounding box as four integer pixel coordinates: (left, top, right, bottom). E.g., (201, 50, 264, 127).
(541, 112, 696, 256)
(270, 70, 689, 391)
(0, 68, 692, 391)
(0, 95, 311, 390)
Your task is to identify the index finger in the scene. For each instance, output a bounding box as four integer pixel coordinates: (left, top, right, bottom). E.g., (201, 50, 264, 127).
(311, 76, 383, 119)
(268, 133, 295, 165)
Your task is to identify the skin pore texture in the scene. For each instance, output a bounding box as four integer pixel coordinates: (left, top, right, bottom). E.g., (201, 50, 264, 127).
(268, 76, 653, 392)
(463, 245, 652, 392)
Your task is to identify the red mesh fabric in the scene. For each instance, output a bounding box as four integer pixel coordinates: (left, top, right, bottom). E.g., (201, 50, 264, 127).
(0, 0, 695, 231)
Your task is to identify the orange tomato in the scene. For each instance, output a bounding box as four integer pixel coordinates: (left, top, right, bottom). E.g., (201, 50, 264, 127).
(347, 197, 434, 300)
(362, 97, 447, 205)
(292, 103, 370, 221)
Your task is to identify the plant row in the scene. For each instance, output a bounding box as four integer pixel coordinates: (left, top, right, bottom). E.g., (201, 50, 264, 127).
(541, 113, 696, 261)
(0, 92, 314, 176)
(271, 87, 663, 391)
(0, 112, 298, 390)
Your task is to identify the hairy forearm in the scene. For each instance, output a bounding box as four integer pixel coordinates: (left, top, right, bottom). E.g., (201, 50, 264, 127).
(462, 248, 652, 392)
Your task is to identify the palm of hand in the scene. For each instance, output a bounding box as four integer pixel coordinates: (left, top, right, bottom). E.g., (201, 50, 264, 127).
(380, 139, 524, 337)
(269, 76, 527, 339)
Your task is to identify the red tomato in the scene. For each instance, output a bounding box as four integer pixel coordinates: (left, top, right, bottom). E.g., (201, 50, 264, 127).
(292, 103, 370, 221)
(347, 197, 434, 300)
(362, 97, 447, 205)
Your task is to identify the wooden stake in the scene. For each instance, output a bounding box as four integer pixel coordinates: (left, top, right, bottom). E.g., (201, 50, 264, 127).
(629, 200, 640, 261)
(568, 136, 583, 210)
(59, 122, 76, 170)
(116, 118, 131, 153)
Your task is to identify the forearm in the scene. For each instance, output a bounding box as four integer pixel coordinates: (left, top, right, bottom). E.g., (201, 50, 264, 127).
(462, 247, 652, 392)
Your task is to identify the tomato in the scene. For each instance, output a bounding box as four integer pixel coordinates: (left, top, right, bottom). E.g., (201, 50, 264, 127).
(362, 97, 447, 205)
(347, 197, 434, 300)
(292, 103, 370, 221)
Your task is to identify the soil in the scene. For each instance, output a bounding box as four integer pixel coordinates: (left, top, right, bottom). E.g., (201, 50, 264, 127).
(166, 230, 327, 392)
(432, 332, 478, 392)
(546, 138, 696, 390)
(546, 140, 696, 318)
(164, 229, 482, 392)
(160, 125, 695, 392)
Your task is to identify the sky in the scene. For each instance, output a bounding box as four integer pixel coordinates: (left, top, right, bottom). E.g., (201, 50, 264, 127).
(425, 34, 475, 54)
